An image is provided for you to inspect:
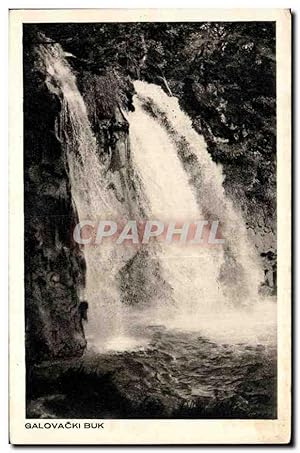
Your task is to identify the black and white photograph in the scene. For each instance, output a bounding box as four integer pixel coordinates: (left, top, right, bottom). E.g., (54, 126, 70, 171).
(8, 8, 291, 445)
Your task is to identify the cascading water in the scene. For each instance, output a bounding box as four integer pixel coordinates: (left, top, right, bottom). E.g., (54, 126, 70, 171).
(127, 82, 275, 344)
(36, 42, 136, 349)
(128, 95, 225, 314)
(130, 81, 263, 303)
(38, 42, 275, 349)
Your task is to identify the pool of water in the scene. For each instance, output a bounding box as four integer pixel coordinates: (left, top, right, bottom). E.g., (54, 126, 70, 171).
(27, 323, 277, 419)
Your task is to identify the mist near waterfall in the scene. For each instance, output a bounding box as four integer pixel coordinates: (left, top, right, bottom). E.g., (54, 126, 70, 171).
(128, 81, 276, 347)
(38, 41, 275, 351)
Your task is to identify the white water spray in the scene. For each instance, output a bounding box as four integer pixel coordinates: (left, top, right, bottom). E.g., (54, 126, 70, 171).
(37, 43, 134, 349)
(127, 81, 275, 344)
(38, 43, 275, 348)
(128, 96, 224, 313)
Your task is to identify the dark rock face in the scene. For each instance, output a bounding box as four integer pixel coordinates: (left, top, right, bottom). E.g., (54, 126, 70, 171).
(24, 41, 87, 363)
(119, 248, 173, 307)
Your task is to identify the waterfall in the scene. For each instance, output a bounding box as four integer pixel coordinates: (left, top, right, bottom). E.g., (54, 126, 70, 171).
(37, 43, 135, 349)
(127, 81, 276, 344)
(128, 81, 264, 307)
(128, 95, 225, 314)
(38, 43, 275, 349)
(130, 81, 263, 303)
